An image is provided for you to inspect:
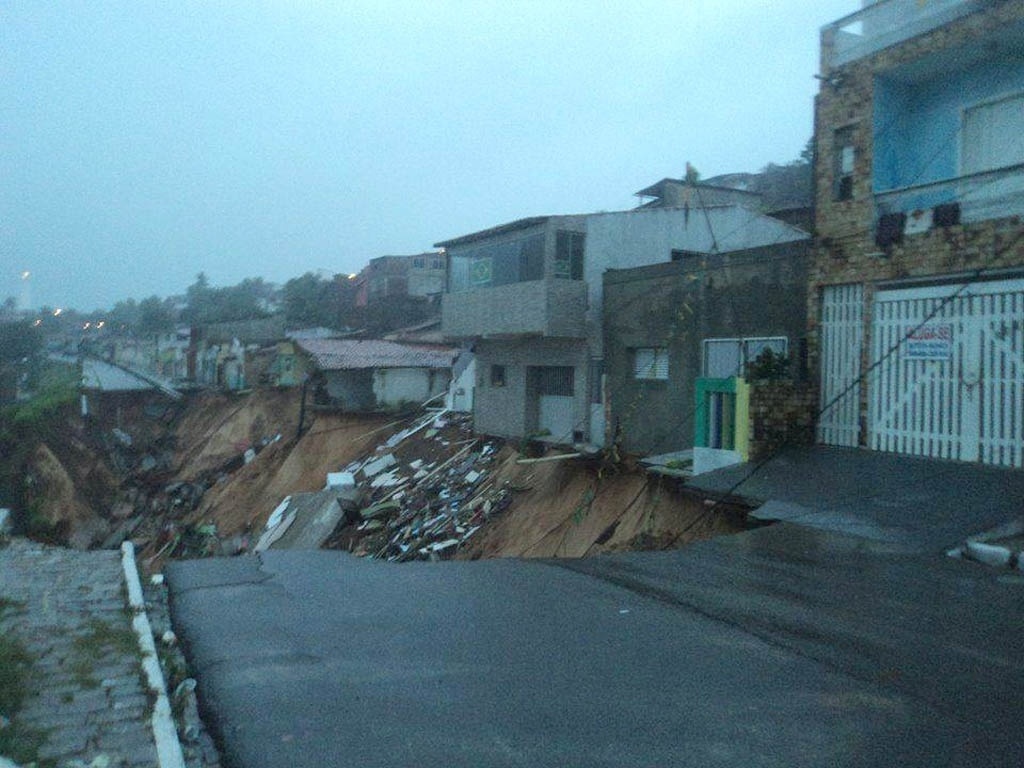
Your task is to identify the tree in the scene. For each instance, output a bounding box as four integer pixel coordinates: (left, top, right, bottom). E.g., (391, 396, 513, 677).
(282, 272, 338, 328)
(137, 296, 175, 335)
(183, 272, 215, 325)
(754, 141, 813, 210)
(0, 321, 41, 365)
(183, 273, 270, 326)
(107, 298, 140, 332)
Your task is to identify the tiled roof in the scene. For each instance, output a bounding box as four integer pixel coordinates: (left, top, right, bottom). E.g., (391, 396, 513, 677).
(297, 338, 457, 371)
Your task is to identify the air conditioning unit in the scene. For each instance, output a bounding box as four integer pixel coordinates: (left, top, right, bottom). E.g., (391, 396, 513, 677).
(933, 202, 961, 227)
(875, 212, 906, 248)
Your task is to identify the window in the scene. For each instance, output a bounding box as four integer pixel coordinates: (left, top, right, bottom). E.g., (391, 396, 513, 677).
(554, 231, 585, 279)
(448, 233, 545, 292)
(430, 257, 445, 270)
(702, 337, 788, 378)
(535, 366, 574, 396)
(834, 126, 855, 201)
(962, 92, 1024, 175)
(633, 347, 669, 380)
(490, 364, 506, 387)
(703, 339, 743, 379)
(412, 256, 426, 268)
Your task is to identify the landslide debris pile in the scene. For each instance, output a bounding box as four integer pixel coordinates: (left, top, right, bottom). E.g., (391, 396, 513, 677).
(286, 411, 516, 560)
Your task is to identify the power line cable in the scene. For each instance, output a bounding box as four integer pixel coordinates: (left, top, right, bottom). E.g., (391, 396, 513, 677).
(701, 224, 1024, 516)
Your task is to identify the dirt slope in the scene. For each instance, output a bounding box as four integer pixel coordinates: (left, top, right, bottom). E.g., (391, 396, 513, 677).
(26, 435, 120, 549)
(457, 452, 745, 560)
(172, 389, 302, 479)
(191, 411, 397, 536)
(15, 384, 748, 562)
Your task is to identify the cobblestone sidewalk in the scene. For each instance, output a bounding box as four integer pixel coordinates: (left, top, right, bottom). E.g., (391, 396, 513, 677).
(0, 538, 156, 766)
(0, 538, 217, 768)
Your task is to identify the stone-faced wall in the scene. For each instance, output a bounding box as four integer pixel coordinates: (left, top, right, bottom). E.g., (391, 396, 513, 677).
(747, 380, 818, 462)
(809, 2, 1024, 434)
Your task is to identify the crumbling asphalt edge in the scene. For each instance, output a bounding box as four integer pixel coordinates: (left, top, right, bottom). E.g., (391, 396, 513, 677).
(121, 541, 187, 768)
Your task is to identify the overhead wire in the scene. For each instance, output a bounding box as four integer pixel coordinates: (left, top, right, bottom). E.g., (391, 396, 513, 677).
(700, 224, 1024, 517)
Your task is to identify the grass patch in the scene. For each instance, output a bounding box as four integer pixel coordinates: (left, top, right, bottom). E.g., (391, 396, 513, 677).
(0, 629, 50, 765)
(0, 632, 32, 714)
(0, 596, 26, 620)
(70, 617, 139, 688)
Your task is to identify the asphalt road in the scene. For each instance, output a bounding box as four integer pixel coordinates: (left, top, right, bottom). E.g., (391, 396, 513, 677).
(166, 533, 1024, 768)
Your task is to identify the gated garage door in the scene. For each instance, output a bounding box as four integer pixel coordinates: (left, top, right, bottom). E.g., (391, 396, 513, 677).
(818, 284, 864, 447)
(869, 278, 1024, 468)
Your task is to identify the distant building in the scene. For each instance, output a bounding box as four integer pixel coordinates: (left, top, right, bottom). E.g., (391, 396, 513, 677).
(297, 338, 456, 412)
(439, 205, 808, 447)
(358, 253, 447, 306)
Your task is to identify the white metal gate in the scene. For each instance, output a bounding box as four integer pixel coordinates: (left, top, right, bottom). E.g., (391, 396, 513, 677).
(533, 366, 576, 443)
(818, 284, 864, 447)
(869, 279, 1024, 468)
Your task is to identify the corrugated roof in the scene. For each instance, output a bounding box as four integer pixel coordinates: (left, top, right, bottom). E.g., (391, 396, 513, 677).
(82, 359, 154, 392)
(297, 338, 456, 371)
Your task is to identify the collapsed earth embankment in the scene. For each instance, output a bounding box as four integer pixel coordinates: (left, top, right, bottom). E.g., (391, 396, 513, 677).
(9, 387, 746, 564)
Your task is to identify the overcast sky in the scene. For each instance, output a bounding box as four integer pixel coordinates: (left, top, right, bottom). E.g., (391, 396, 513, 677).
(1, 0, 856, 311)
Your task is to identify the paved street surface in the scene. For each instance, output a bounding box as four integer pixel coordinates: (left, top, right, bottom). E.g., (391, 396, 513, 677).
(686, 445, 1024, 551)
(166, 448, 1024, 767)
(167, 546, 1023, 767)
(0, 539, 158, 767)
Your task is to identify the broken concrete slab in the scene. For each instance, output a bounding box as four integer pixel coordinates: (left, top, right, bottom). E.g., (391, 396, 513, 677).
(361, 454, 397, 479)
(326, 471, 355, 489)
(264, 491, 346, 550)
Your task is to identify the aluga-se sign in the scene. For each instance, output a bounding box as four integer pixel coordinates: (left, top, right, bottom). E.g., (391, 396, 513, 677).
(904, 324, 953, 360)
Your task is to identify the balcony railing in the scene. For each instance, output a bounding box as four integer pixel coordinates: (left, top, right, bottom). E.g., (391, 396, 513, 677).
(875, 163, 1024, 227)
(823, 0, 987, 69)
(441, 279, 587, 340)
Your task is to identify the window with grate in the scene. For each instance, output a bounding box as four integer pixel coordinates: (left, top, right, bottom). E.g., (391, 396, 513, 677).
(834, 126, 855, 201)
(633, 347, 669, 380)
(535, 366, 575, 396)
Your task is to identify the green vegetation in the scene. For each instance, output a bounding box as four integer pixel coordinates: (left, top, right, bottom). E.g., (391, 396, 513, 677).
(70, 617, 139, 689)
(5, 365, 79, 430)
(0, 626, 49, 764)
(183, 272, 273, 326)
(744, 348, 791, 381)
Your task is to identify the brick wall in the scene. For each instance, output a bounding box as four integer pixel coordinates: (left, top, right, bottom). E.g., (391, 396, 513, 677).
(808, 2, 1024, 438)
(748, 380, 818, 462)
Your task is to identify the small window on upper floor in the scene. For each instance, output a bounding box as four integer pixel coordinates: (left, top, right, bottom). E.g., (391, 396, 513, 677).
(633, 347, 669, 380)
(413, 256, 426, 268)
(834, 126, 855, 201)
(554, 231, 585, 280)
(490, 364, 506, 388)
(962, 92, 1024, 176)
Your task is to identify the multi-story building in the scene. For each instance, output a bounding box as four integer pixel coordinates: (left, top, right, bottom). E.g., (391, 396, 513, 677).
(439, 205, 808, 446)
(361, 253, 447, 304)
(812, 0, 1024, 467)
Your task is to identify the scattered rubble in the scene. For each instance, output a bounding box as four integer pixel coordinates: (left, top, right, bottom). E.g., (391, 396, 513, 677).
(256, 410, 514, 561)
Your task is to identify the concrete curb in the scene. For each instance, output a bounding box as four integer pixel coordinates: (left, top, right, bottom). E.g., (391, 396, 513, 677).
(121, 541, 187, 768)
